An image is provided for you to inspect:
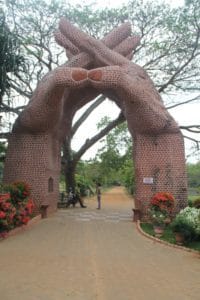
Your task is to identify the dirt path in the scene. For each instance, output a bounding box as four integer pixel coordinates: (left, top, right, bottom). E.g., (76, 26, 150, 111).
(0, 187, 199, 300)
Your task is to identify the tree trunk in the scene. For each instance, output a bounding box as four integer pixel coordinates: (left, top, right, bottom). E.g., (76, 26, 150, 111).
(62, 137, 77, 194)
(64, 159, 76, 194)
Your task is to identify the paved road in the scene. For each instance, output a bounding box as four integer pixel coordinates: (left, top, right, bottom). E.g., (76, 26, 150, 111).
(0, 187, 199, 300)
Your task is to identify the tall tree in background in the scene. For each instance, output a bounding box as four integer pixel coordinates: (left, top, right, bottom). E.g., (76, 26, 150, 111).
(0, 0, 200, 191)
(0, 6, 23, 107)
(93, 117, 133, 189)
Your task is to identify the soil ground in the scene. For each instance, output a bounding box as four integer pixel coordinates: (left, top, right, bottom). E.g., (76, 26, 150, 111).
(0, 187, 199, 300)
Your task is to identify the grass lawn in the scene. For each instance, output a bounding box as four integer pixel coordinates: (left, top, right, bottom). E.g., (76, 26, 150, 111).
(188, 195, 200, 202)
(141, 223, 200, 252)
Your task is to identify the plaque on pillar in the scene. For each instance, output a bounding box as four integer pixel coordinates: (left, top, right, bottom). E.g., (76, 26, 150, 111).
(143, 177, 154, 184)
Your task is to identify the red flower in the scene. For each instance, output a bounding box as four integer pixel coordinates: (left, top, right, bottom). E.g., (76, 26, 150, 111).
(0, 211, 6, 219)
(21, 216, 30, 224)
(25, 199, 35, 214)
(150, 192, 175, 213)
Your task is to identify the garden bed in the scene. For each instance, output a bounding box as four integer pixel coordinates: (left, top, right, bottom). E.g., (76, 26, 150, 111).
(0, 214, 41, 241)
(140, 222, 200, 252)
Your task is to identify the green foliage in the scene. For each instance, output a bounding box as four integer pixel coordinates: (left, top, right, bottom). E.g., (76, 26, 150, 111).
(148, 208, 167, 226)
(141, 222, 200, 251)
(193, 198, 200, 209)
(187, 162, 200, 188)
(4, 181, 31, 203)
(74, 160, 96, 196)
(171, 206, 200, 242)
(75, 174, 92, 197)
(93, 118, 135, 191)
(141, 223, 176, 244)
(171, 218, 196, 243)
(0, 8, 24, 102)
(118, 150, 135, 194)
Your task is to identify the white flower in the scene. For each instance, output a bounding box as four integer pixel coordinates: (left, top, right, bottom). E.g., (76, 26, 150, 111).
(178, 207, 200, 235)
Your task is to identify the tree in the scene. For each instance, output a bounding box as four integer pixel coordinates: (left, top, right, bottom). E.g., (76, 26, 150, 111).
(187, 162, 200, 189)
(92, 117, 133, 187)
(1, 0, 200, 192)
(0, 6, 24, 106)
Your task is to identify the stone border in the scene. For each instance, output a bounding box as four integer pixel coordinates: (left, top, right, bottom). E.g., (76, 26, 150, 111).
(0, 214, 41, 241)
(136, 220, 200, 255)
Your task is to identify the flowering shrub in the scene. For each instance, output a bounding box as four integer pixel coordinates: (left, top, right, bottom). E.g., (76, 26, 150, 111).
(179, 207, 200, 237)
(150, 192, 175, 214)
(148, 192, 175, 226)
(148, 208, 167, 226)
(171, 207, 200, 243)
(0, 193, 16, 237)
(13, 198, 35, 227)
(5, 181, 31, 203)
(0, 182, 34, 238)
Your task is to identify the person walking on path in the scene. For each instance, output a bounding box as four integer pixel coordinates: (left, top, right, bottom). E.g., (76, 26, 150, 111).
(96, 183, 101, 209)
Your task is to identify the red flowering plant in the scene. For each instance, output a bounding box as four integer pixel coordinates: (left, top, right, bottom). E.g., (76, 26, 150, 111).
(1, 181, 35, 232)
(0, 193, 16, 237)
(150, 192, 175, 214)
(5, 181, 31, 205)
(13, 198, 35, 226)
(148, 192, 175, 226)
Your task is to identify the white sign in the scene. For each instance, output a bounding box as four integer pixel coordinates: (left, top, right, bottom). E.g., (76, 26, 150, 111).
(143, 177, 154, 184)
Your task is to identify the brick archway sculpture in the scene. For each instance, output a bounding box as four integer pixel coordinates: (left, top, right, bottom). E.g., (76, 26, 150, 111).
(3, 19, 187, 218)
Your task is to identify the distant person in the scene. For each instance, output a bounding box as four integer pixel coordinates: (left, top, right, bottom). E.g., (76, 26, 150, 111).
(96, 183, 101, 209)
(66, 188, 86, 208)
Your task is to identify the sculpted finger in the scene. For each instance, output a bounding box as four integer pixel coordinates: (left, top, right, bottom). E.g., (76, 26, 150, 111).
(114, 36, 140, 57)
(57, 18, 137, 68)
(101, 22, 131, 48)
(42, 67, 88, 89)
(59, 18, 132, 50)
(54, 30, 80, 58)
(88, 66, 123, 89)
(59, 18, 129, 66)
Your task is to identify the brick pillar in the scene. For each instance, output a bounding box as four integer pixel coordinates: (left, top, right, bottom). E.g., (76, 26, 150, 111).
(133, 131, 187, 219)
(3, 133, 61, 215)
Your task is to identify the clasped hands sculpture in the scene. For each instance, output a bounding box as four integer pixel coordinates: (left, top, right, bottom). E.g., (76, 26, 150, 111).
(13, 18, 178, 138)
(4, 18, 187, 214)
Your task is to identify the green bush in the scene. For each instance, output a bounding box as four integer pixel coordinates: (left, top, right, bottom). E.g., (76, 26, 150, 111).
(171, 207, 200, 242)
(193, 198, 200, 209)
(75, 174, 94, 197)
(171, 218, 196, 243)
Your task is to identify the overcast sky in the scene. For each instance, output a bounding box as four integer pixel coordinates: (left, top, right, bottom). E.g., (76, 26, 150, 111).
(71, 0, 185, 9)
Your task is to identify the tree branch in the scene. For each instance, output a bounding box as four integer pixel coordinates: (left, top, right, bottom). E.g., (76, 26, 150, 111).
(166, 94, 200, 109)
(158, 27, 200, 93)
(183, 135, 200, 150)
(73, 111, 126, 163)
(0, 103, 25, 114)
(180, 125, 200, 133)
(8, 80, 32, 99)
(72, 95, 106, 136)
